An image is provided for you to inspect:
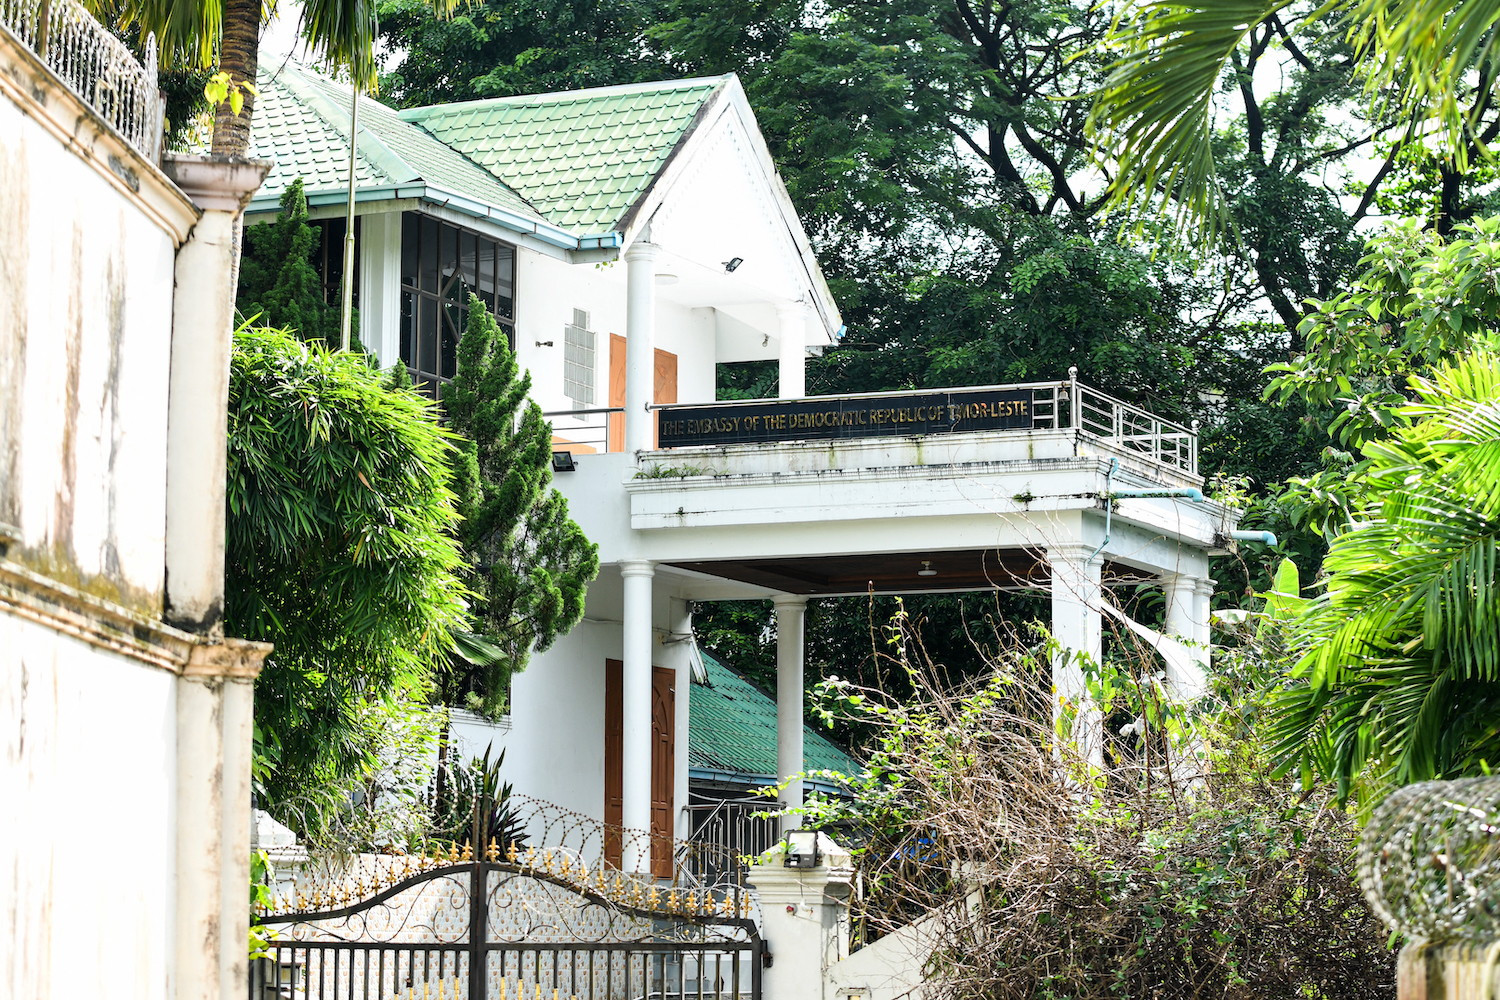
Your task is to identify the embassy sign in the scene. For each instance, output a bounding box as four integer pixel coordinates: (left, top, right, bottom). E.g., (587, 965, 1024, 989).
(657, 388, 1034, 449)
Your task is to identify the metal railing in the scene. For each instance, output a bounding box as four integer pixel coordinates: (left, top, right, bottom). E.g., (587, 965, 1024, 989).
(0, 0, 163, 161)
(544, 406, 623, 456)
(638, 369, 1198, 474)
(683, 798, 781, 892)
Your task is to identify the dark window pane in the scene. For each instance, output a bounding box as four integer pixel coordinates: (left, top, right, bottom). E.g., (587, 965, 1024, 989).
(401, 213, 418, 287)
(459, 230, 477, 303)
(441, 303, 463, 380)
(440, 224, 458, 297)
(478, 239, 494, 309)
(501, 322, 514, 354)
(399, 290, 415, 368)
(495, 244, 514, 318)
(420, 216, 439, 293)
(420, 295, 438, 376)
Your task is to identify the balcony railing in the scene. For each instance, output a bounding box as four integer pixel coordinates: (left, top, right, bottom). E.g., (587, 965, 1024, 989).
(640, 371, 1198, 474)
(1, 0, 163, 161)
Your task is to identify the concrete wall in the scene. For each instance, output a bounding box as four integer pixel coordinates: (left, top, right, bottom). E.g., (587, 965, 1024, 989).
(0, 612, 179, 998)
(0, 26, 270, 1000)
(0, 33, 193, 615)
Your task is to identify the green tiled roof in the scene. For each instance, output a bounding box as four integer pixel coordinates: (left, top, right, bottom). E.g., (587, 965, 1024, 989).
(689, 651, 859, 781)
(247, 59, 549, 229)
(401, 78, 727, 233)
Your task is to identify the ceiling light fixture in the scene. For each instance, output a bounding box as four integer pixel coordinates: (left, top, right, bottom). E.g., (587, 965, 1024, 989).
(656, 273, 679, 285)
(723, 257, 744, 273)
(918, 561, 938, 577)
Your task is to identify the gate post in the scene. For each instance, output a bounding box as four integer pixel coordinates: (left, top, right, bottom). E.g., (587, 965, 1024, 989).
(470, 796, 489, 1000)
(747, 834, 852, 1000)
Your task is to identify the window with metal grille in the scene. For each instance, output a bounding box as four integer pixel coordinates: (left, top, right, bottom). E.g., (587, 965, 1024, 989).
(563, 309, 595, 407)
(397, 213, 515, 399)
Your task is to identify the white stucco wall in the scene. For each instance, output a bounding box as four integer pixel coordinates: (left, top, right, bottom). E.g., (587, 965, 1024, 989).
(0, 44, 188, 614)
(0, 613, 178, 999)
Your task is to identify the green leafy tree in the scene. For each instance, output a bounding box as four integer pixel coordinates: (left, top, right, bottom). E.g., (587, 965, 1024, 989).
(1089, 0, 1500, 246)
(226, 325, 467, 813)
(442, 295, 599, 715)
(237, 178, 349, 346)
(1272, 351, 1500, 806)
(1266, 217, 1500, 536)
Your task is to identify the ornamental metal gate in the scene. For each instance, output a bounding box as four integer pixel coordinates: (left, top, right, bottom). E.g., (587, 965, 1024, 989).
(250, 844, 763, 1000)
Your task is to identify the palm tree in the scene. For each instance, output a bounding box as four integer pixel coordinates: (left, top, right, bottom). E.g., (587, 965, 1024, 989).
(1270, 349, 1500, 807)
(1087, 0, 1500, 242)
(109, 0, 450, 154)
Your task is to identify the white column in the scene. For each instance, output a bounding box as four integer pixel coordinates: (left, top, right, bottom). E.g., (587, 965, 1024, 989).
(160, 156, 270, 636)
(1192, 577, 1215, 649)
(671, 598, 693, 846)
(358, 211, 403, 367)
(624, 236, 660, 455)
(775, 595, 808, 831)
(1049, 543, 1103, 767)
(620, 559, 655, 872)
(1163, 573, 1197, 640)
(175, 672, 225, 1000)
(777, 304, 806, 399)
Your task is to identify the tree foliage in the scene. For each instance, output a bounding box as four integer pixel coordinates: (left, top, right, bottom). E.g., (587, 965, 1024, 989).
(226, 325, 467, 811)
(237, 178, 349, 346)
(442, 295, 599, 714)
(1272, 351, 1500, 806)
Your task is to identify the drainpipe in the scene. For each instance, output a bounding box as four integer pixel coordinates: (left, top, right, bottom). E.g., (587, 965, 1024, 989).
(1229, 529, 1278, 546)
(1084, 461, 1206, 565)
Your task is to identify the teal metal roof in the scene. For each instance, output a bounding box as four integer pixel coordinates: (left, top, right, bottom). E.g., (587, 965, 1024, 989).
(401, 78, 727, 233)
(689, 651, 859, 783)
(246, 60, 606, 248)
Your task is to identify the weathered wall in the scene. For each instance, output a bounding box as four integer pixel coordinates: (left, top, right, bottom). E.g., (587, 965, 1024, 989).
(0, 24, 272, 1000)
(0, 608, 179, 999)
(0, 29, 193, 617)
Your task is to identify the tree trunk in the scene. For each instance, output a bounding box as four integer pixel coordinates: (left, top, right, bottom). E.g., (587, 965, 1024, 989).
(211, 0, 260, 156)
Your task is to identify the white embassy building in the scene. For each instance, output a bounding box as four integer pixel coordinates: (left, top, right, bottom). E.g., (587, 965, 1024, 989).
(248, 57, 1246, 875)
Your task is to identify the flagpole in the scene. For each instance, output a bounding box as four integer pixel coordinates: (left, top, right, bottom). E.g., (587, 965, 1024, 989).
(340, 84, 359, 352)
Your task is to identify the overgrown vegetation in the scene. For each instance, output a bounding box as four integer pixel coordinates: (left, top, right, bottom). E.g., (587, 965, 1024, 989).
(236, 178, 351, 346)
(802, 608, 1396, 1000)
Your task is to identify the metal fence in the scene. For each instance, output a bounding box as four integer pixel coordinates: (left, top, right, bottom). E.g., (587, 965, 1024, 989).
(683, 798, 779, 892)
(252, 942, 759, 1000)
(0, 0, 163, 161)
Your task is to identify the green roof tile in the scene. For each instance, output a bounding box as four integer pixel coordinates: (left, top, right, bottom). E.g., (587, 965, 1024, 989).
(246, 59, 546, 227)
(688, 652, 859, 781)
(402, 78, 726, 234)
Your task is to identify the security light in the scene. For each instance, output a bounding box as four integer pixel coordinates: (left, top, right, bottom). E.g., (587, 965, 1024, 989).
(552, 451, 576, 473)
(783, 829, 821, 869)
(723, 257, 744, 273)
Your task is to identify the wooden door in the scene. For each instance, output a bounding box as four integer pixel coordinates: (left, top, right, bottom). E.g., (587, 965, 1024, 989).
(603, 659, 676, 874)
(608, 335, 626, 452)
(653, 349, 677, 450)
(650, 666, 676, 878)
(607, 338, 677, 451)
(604, 658, 623, 867)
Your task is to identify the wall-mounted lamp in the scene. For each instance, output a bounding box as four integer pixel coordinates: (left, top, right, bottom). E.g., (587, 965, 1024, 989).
(551, 451, 576, 473)
(723, 257, 744, 273)
(918, 561, 938, 577)
(783, 829, 821, 869)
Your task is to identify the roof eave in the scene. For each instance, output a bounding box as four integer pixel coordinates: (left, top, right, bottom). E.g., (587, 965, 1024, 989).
(245, 181, 623, 253)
